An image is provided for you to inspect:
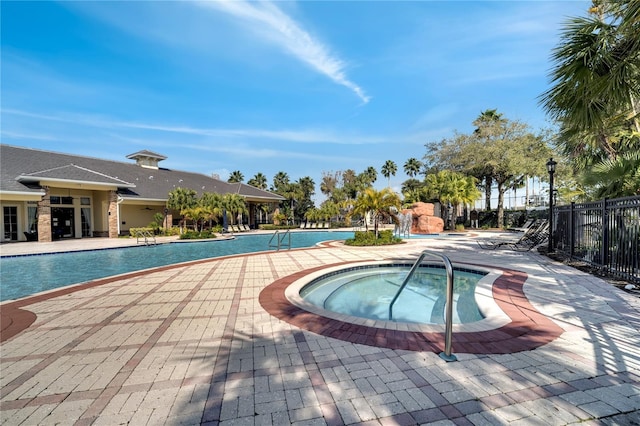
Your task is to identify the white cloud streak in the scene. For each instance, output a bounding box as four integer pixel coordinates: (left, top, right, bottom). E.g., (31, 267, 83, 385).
(1, 108, 385, 145)
(198, 0, 370, 104)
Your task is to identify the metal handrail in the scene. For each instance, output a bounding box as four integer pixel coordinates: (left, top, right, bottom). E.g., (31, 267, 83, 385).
(388, 250, 457, 362)
(135, 229, 156, 245)
(268, 229, 291, 251)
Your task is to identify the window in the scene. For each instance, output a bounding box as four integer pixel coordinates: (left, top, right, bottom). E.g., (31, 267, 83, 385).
(81, 207, 92, 237)
(81, 197, 91, 205)
(49, 196, 74, 205)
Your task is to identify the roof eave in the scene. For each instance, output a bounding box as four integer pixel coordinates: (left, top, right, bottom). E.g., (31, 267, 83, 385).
(243, 195, 286, 202)
(119, 197, 168, 203)
(17, 176, 136, 189)
(0, 190, 46, 201)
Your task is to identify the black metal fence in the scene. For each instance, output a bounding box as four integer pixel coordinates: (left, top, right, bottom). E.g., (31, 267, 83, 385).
(553, 195, 640, 284)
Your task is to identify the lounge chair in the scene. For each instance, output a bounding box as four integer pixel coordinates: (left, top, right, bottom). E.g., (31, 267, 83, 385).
(477, 220, 548, 250)
(507, 218, 535, 232)
(507, 229, 549, 251)
(323, 222, 330, 229)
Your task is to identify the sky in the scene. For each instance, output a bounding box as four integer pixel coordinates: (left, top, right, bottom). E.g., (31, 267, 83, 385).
(1, 0, 590, 204)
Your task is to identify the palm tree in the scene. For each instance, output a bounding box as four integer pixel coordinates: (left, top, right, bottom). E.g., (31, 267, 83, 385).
(363, 166, 378, 185)
(228, 170, 244, 183)
(199, 192, 224, 227)
(319, 201, 340, 224)
(304, 208, 320, 224)
(403, 158, 422, 178)
(424, 171, 481, 229)
(350, 187, 401, 238)
(167, 187, 197, 232)
(583, 151, 640, 198)
(539, 1, 640, 166)
(401, 178, 423, 203)
(403, 158, 423, 201)
(295, 176, 316, 219)
(272, 171, 290, 192)
(381, 160, 397, 188)
(181, 206, 208, 232)
(247, 172, 268, 190)
(222, 193, 247, 225)
(297, 176, 315, 199)
(280, 182, 303, 223)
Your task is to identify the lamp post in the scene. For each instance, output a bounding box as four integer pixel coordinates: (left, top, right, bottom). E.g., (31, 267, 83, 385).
(546, 158, 557, 253)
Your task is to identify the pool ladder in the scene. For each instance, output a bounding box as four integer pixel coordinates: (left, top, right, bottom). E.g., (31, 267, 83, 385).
(388, 250, 457, 362)
(135, 229, 157, 246)
(268, 229, 291, 251)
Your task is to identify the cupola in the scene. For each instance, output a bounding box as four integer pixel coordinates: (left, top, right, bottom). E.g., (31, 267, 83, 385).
(126, 150, 167, 170)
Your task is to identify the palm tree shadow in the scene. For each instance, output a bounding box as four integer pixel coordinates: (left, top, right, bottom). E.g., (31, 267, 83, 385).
(161, 254, 640, 425)
(166, 327, 348, 425)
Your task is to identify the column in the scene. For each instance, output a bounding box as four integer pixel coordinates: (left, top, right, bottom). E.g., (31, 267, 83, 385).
(108, 191, 119, 238)
(37, 187, 52, 242)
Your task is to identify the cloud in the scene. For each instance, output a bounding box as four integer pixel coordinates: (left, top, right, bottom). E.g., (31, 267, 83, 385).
(198, 0, 370, 104)
(1, 108, 385, 145)
(410, 104, 459, 131)
(179, 142, 346, 162)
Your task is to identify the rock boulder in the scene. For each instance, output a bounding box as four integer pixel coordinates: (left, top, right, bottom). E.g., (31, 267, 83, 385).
(402, 202, 444, 234)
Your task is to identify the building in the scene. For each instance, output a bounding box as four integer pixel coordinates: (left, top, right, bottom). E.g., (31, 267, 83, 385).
(0, 145, 284, 242)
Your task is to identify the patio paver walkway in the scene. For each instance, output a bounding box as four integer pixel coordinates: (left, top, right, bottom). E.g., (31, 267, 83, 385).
(1, 234, 639, 425)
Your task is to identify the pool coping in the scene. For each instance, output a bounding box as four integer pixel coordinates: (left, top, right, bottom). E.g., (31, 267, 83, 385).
(284, 260, 511, 333)
(260, 260, 565, 354)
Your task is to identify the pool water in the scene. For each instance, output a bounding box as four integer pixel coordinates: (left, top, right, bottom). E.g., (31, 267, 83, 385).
(0, 231, 354, 302)
(300, 265, 485, 324)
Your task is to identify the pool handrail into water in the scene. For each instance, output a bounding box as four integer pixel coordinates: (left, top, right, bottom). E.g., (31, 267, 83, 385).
(268, 229, 291, 251)
(388, 250, 457, 362)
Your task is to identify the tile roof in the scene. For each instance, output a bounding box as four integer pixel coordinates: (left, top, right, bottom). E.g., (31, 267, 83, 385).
(0, 145, 284, 202)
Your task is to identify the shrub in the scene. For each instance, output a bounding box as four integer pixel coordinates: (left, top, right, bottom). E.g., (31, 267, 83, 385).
(258, 224, 298, 231)
(272, 212, 287, 225)
(344, 230, 403, 246)
(179, 229, 217, 240)
(165, 227, 181, 236)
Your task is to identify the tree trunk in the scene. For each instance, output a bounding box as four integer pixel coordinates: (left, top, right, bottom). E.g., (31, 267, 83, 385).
(497, 182, 505, 229)
(374, 216, 379, 239)
(484, 177, 492, 211)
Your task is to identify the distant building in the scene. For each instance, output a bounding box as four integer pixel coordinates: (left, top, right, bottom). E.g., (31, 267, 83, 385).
(0, 145, 284, 242)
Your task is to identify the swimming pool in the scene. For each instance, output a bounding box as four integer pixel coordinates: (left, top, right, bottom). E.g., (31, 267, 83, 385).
(299, 264, 485, 324)
(0, 231, 354, 302)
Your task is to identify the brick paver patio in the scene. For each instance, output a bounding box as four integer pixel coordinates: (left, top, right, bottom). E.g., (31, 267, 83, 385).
(1, 234, 639, 425)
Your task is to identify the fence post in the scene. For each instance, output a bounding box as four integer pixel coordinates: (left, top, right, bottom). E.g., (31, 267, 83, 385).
(601, 198, 609, 273)
(569, 202, 575, 259)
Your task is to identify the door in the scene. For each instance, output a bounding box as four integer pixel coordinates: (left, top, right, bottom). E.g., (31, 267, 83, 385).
(52, 207, 74, 239)
(3, 206, 18, 241)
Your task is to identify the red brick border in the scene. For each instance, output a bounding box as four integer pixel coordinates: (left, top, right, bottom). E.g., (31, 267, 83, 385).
(259, 263, 564, 354)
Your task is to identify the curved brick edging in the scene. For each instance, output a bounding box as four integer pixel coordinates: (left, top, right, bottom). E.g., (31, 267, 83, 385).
(0, 307, 36, 342)
(259, 262, 564, 354)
